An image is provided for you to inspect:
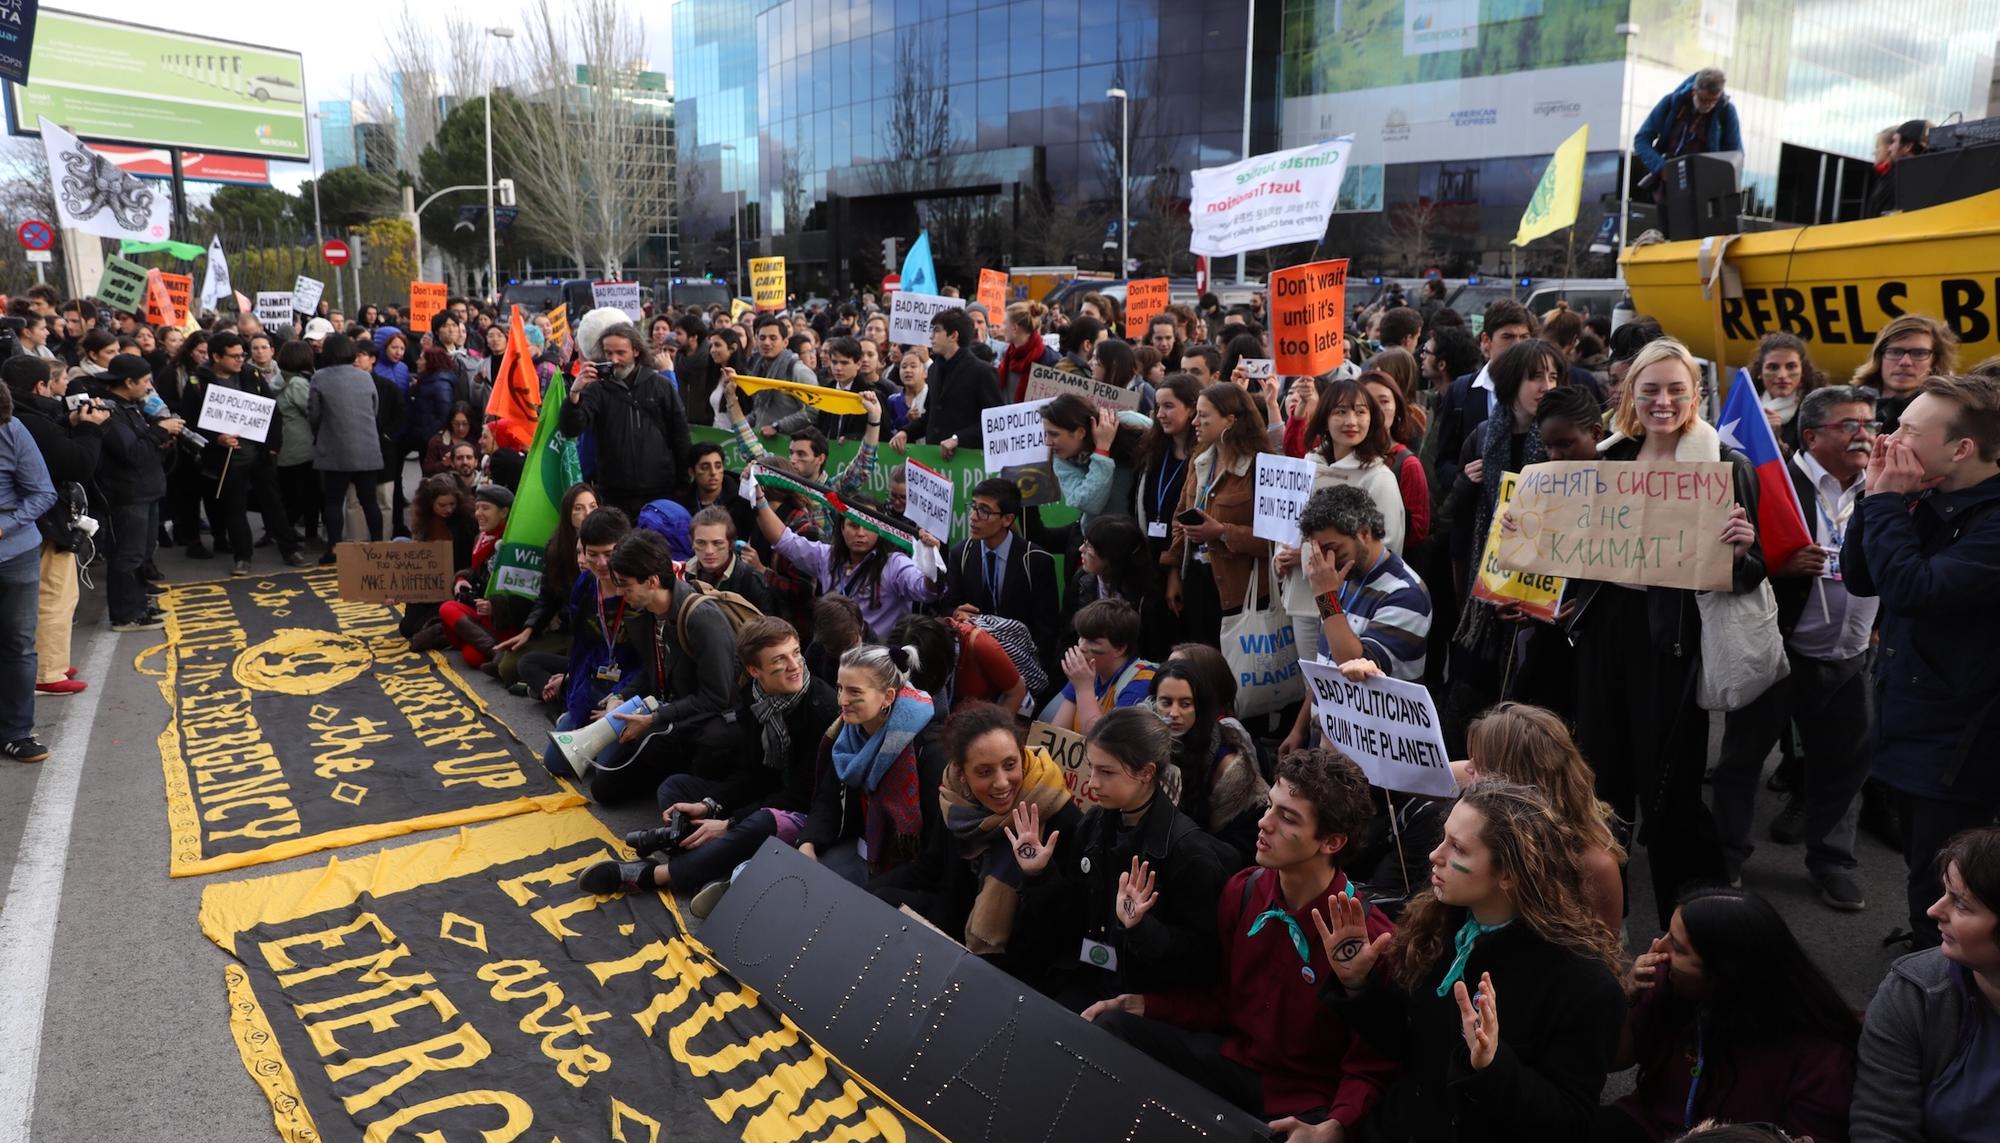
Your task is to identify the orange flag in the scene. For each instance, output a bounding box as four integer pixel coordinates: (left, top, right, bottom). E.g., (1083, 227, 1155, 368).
(485, 305, 543, 425)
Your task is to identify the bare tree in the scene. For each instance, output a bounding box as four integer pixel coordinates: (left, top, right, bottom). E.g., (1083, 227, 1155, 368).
(1373, 198, 1449, 276)
(377, 8, 445, 172)
(493, 0, 673, 278)
(872, 26, 960, 196)
(1015, 184, 1109, 268)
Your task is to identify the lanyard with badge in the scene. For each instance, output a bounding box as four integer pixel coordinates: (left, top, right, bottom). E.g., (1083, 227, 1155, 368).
(1149, 454, 1186, 540)
(593, 595, 626, 684)
(1806, 467, 1856, 582)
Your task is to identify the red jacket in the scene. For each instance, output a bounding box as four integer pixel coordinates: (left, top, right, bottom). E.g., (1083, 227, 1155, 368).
(1144, 867, 1400, 1123)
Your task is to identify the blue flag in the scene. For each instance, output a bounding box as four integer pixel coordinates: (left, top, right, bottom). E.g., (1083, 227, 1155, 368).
(900, 231, 936, 296)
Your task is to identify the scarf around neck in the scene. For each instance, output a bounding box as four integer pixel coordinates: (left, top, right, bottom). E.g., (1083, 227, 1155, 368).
(750, 681, 807, 770)
(999, 332, 1047, 399)
(832, 687, 936, 868)
(939, 746, 1072, 953)
(1436, 914, 1513, 997)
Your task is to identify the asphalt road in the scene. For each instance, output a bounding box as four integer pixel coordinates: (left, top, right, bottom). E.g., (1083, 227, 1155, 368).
(0, 539, 1916, 1142)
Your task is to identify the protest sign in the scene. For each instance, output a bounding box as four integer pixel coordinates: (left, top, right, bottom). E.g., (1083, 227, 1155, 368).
(591, 279, 642, 321)
(408, 281, 447, 329)
(1471, 471, 1564, 621)
(290, 274, 324, 316)
(903, 459, 954, 541)
(731, 372, 866, 415)
(546, 302, 571, 353)
(1270, 258, 1348, 376)
(749, 256, 786, 312)
(980, 398, 1053, 469)
(254, 291, 294, 331)
(1253, 451, 1321, 543)
(197, 384, 276, 443)
(1497, 459, 1736, 592)
(888, 290, 963, 344)
(146, 269, 192, 325)
(1028, 721, 1098, 806)
(1001, 459, 1062, 507)
(1190, 136, 1354, 257)
(1022, 362, 1141, 411)
(1299, 658, 1456, 797)
(977, 267, 1008, 316)
(333, 541, 454, 603)
(1124, 277, 1170, 331)
(94, 255, 148, 313)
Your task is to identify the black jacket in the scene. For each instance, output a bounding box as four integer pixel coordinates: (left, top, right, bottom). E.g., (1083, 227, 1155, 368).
(799, 719, 949, 866)
(615, 579, 740, 734)
(941, 535, 1062, 664)
(16, 392, 102, 493)
(1323, 914, 1625, 1143)
(98, 394, 170, 504)
(716, 675, 838, 824)
(677, 481, 765, 560)
(372, 374, 406, 473)
(1431, 371, 1490, 501)
(557, 364, 692, 503)
(923, 346, 1003, 447)
(687, 555, 773, 615)
(180, 365, 282, 474)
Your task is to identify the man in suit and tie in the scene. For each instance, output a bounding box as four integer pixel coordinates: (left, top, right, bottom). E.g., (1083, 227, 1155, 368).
(942, 477, 1061, 670)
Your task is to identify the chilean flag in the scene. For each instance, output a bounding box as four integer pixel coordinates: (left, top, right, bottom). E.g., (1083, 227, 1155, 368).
(1717, 367, 1813, 568)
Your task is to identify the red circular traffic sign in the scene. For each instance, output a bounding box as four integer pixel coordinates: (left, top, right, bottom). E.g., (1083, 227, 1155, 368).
(322, 239, 351, 266)
(17, 220, 52, 251)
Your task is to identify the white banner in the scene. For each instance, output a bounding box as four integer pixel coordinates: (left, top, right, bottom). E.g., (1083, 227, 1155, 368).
(903, 460, 955, 542)
(591, 280, 643, 321)
(38, 117, 173, 242)
(197, 385, 277, 444)
(199, 235, 231, 311)
(1282, 61, 1623, 168)
(254, 291, 294, 332)
(1190, 136, 1353, 258)
(1299, 659, 1456, 798)
(888, 292, 964, 345)
(292, 274, 325, 315)
(1252, 452, 1321, 544)
(1022, 362, 1140, 412)
(979, 398, 1053, 470)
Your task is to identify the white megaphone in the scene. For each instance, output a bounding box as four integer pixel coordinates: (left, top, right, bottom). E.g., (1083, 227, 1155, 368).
(550, 694, 659, 777)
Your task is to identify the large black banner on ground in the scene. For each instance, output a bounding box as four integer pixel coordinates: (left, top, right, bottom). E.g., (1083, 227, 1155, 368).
(200, 810, 934, 1142)
(704, 842, 1274, 1142)
(153, 570, 581, 875)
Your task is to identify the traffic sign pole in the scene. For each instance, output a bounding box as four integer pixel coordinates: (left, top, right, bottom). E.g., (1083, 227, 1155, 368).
(18, 219, 55, 290)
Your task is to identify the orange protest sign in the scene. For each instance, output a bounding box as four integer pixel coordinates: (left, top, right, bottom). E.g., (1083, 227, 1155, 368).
(409, 282, 448, 330)
(1124, 277, 1170, 332)
(1269, 259, 1347, 377)
(977, 268, 1007, 317)
(146, 270, 193, 325)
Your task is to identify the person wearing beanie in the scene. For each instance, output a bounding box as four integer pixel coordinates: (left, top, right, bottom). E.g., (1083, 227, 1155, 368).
(422, 483, 516, 670)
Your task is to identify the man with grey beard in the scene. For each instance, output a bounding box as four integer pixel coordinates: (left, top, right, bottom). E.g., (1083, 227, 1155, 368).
(1710, 385, 1881, 913)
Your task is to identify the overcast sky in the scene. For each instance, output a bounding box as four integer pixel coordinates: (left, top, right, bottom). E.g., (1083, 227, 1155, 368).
(26, 1, 677, 191)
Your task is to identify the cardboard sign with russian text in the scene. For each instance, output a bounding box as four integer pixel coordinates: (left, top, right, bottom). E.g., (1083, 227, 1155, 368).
(1270, 258, 1348, 376)
(1496, 459, 1735, 592)
(334, 540, 455, 603)
(1471, 471, 1564, 621)
(1021, 362, 1140, 412)
(1300, 658, 1456, 797)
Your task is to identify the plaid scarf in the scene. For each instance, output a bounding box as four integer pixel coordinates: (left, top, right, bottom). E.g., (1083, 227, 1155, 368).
(750, 681, 806, 771)
(831, 687, 935, 870)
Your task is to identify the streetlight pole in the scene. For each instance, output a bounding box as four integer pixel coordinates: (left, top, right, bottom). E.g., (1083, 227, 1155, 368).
(1107, 87, 1128, 275)
(1616, 22, 1641, 258)
(1236, 0, 1254, 285)
(485, 26, 515, 305)
(721, 142, 742, 293)
(310, 110, 340, 313)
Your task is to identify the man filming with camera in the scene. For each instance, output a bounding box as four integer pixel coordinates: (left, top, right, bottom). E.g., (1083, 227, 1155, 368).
(558, 322, 691, 519)
(99, 355, 184, 634)
(3, 355, 107, 697)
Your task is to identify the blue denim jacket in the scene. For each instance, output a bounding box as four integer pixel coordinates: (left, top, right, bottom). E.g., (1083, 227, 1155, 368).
(0, 417, 54, 564)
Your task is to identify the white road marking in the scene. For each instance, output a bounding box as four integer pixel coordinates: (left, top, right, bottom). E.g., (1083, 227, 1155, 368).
(0, 632, 123, 1142)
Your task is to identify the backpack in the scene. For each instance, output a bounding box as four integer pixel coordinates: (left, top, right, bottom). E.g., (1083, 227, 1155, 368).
(38, 480, 89, 553)
(676, 578, 763, 648)
(965, 612, 1048, 694)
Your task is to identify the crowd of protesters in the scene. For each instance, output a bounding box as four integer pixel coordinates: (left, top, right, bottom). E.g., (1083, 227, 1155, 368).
(3, 266, 1997, 1143)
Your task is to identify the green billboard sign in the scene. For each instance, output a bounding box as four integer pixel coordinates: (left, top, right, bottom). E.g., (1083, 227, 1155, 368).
(6, 9, 308, 161)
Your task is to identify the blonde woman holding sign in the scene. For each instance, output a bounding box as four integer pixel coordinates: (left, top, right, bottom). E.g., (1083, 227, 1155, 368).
(1550, 337, 1762, 931)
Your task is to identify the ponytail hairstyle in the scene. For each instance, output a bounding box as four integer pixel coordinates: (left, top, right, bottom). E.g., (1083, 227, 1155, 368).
(1005, 300, 1048, 337)
(887, 613, 958, 697)
(838, 642, 918, 695)
(1084, 705, 1171, 787)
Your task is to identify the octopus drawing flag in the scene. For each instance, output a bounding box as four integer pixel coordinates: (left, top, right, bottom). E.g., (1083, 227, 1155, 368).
(39, 116, 174, 242)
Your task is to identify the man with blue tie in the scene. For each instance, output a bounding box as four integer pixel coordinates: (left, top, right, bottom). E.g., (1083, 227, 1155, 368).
(942, 477, 1061, 677)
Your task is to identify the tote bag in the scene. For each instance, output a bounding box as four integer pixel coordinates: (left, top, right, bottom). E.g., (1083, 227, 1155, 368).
(1695, 579, 1790, 712)
(1220, 560, 1303, 720)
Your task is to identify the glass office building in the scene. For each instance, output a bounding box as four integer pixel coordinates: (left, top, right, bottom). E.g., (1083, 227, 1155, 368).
(673, 0, 2000, 287)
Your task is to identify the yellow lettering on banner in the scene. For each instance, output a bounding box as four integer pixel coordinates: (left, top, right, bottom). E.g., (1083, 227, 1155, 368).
(665, 984, 767, 1076)
(590, 938, 718, 1035)
(476, 959, 614, 1087)
(292, 969, 441, 1018)
(361, 1089, 534, 1143)
(204, 803, 302, 842)
(303, 986, 462, 1059)
(195, 767, 291, 804)
(325, 1022, 492, 1115)
(260, 912, 399, 973)
(308, 708, 392, 779)
(707, 1049, 908, 1143)
(497, 855, 617, 941)
(435, 750, 528, 789)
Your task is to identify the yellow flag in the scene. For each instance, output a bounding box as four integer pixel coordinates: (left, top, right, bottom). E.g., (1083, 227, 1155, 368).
(1513, 124, 1589, 247)
(731, 373, 867, 416)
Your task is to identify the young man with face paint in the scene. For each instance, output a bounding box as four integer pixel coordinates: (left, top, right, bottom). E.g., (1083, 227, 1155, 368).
(1085, 749, 1397, 1142)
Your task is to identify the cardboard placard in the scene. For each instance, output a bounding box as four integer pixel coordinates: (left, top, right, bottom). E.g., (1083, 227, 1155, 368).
(408, 281, 448, 329)
(888, 291, 963, 344)
(749, 256, 786, 312)
(976, 267, 1008, 317)
(1021, 362, 1141, 412)
(1496, 460, 1736, 592)
(1270, 258, 1348, 377)
(1252, 452, 1321, 543)
(196, 384, 276, 443)
(333, 540, 455, 602)
(546, 303, 571, 353)
(1124, 277, 1170, 331)
(147, 270, 193, 325)
(590, 280, 642, 321)
(979, 398, 1054, 470)
(1027, 720, 1099, 806)
(94, 255, 149, 313)
(291, 274, 325, 316)
(1471, 471, 1564, 621)
(254, 291, 294, 331)
(903, 459, 954, 542)
(1299, 658, 1457, 798)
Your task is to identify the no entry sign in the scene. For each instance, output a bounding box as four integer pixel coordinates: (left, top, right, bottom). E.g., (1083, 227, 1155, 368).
(321, 239, 351, 267)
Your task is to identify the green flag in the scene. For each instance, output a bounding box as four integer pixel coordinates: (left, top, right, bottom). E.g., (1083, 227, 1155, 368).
(120, 238, 208, 261)
(486, 374, 583, 600)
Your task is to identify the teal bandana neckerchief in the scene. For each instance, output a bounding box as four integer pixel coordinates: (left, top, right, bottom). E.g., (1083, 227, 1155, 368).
(1435, 915, 1512, 997)
(1247, 907, 1312, 965)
